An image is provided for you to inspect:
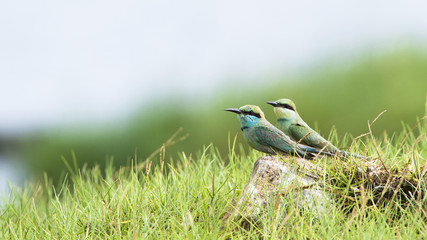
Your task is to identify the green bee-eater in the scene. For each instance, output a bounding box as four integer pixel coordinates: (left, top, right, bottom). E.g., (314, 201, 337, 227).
(225, 105, 332, 159)
(267, 99, 366, 159)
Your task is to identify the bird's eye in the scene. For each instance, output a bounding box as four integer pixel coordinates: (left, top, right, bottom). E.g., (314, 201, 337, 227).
(248, 111, 261, 118)
(281, 104, 295, 111)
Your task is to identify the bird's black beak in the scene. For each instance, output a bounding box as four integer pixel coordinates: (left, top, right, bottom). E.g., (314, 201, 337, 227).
(266, 101, 278, 107)
(225, 108, 241, 114)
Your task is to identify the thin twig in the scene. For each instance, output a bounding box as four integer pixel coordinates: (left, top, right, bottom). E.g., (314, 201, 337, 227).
(137, 128, 188, 171)
(392, 116, 427, 163)
(367, 110, 389, 174)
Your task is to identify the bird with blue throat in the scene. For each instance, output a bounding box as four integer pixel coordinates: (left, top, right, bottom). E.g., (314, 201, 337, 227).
(225, 105, 333, 160)
(266, 98, 366, 159)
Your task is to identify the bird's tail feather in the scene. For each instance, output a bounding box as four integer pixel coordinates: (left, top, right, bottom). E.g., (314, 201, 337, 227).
(294, 145, 369, 160)
(339, 151, 368, 160)
(297, 146, 368, 160)
(301, 147, 334, 158)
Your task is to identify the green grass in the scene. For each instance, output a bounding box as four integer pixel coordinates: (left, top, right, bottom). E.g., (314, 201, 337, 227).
(1, 119, 426, 239)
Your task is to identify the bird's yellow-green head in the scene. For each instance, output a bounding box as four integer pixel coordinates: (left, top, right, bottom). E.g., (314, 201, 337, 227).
(225, 105, 265, 128)
(266, 98, 298, 120)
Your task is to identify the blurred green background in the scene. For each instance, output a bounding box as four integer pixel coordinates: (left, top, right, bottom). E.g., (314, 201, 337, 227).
(13, 48, 427, 183)
(1, 2, 427, 191)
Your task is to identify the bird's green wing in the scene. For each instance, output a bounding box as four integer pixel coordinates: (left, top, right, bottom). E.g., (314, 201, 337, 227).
(253, 124, 296, 154)
(288, 123, 334, 150)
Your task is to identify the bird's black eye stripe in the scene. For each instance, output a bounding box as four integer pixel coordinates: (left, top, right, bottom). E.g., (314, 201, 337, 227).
(280, 104, 295, 111)
(242, 110, 261, 118)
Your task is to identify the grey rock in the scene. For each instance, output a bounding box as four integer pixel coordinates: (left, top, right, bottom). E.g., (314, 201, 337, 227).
(225, 155, 332, 226)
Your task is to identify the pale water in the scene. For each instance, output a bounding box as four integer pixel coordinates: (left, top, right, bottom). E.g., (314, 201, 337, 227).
(0, 156, 25, 198)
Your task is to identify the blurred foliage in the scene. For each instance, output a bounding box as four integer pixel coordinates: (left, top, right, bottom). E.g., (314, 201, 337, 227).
(18, 48, 427, 183)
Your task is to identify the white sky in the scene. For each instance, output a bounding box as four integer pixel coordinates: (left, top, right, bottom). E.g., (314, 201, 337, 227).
(1, 1, 427, 133)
